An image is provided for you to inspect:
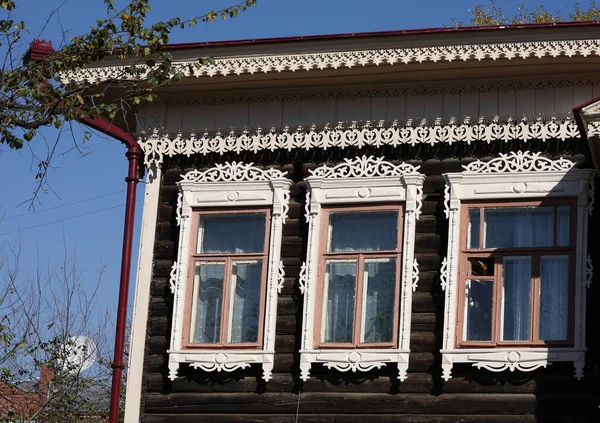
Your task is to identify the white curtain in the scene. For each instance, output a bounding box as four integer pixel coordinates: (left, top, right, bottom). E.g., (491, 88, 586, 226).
(539, 256, 569, 341)
(361, 259, 396, 343)
(228, 260, 262, 343)
(323, 261, 356, 343)
(502, 257, 531, 341)
(194, 263, 225, 344)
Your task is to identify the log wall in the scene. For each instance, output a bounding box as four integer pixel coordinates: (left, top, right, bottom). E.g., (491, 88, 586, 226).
(141, 140, 600, 422)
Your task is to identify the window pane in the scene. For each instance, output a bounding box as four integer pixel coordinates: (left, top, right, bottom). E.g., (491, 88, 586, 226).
(191, 262, 225, 344)
(468, 208, 481, 249)
(484, 207, 554, 248)
(227, 260, 263, 344)
(463, 279, 493, 341)
(360, 258, 396, 344)
(328, 211, 398, 252)
(539, 256, 569, 341)
(502, 256, 531, 341)
(556, 206, 571, 247)
(198, 213, 266, 254)
(322, 260, 357, 344)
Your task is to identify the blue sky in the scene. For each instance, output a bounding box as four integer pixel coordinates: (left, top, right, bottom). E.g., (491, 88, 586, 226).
(0, 0, 593, 335)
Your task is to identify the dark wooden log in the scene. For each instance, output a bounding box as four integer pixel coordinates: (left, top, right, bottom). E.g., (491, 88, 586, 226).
(154, 240, 175, 259)
(149, 299, 170, 317)
(276, 315, 297, 335)
(409, 332, 436, 352)
(276, 296, 299, 316)
(413, 253, 441, 272)
(154, 259, 174, 278)
(149, 316, 170, 337)
(412, 292, 436, 313)
(145, 414, 537, 423)
(143, 392, 537, 415)
(148, 336, 168, 355)
(274, 335, 296, 353)
(158, 204, 174, 222)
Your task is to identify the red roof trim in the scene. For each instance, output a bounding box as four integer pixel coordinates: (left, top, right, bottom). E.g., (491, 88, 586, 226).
(162, 21, 600, 51)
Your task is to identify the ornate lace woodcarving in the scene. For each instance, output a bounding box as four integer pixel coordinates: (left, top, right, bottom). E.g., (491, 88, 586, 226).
(64, 39, 600, 83)
(310, 155, 420, 178)
(168, 162, 290, 381)
(464, 151, 575, 173)
(441, 152, 593, 380)
(298, 262, 308, 295)
(440, 257, 449, 291)
(299, 156, 424, 381)
(277, 261, 286, 294)
(411, 259, 419, 292)
(169, 261, 178, 294)
(138, 118, 582, 170)
(182, 162, 285, 182)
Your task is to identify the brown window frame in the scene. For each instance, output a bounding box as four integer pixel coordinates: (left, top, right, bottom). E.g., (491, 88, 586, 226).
(456, 198, 577, 349)
(182, 207, 271, 349)
(314, 204, 404, 349)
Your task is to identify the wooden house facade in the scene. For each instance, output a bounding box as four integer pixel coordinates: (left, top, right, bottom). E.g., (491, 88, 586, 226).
(82, 23, 600, 422)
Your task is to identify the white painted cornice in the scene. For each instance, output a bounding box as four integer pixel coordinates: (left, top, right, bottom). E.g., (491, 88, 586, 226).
(63, 39, 600, 83)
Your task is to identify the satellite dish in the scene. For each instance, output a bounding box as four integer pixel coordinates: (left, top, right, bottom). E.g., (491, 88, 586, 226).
(62, 336, 97, 373)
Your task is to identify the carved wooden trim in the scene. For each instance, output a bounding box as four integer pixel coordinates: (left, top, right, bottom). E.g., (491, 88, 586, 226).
(463, 150, 575, 173)
(440, 151, 593, 380)
(64, 39, 600, 83)
(299, 156, 424, 380)
(139, 118, 585, 171)
(167, 162, 291, 381)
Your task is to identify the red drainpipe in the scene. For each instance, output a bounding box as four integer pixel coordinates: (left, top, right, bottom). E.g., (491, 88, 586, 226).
(83, 117, 141, 423)
(24, 40, 142, 423)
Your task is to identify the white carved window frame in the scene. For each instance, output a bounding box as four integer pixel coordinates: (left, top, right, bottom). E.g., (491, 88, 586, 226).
(440, 151, 595, 381)
(167, 162, 291, 382)
(299, 156, 425, 382)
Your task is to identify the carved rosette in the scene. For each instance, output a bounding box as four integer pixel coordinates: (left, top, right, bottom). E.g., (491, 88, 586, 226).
(138, 119, 580, 169)
(463, 150, 575, 173)
(64, 38, 600, 83)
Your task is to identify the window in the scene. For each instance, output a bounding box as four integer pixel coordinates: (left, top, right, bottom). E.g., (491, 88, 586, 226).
(317, 206, 402, 348)
(299, 156, 424, 382)
(458, 200, 575, 347)
(441, 151, 593, 381)
(185, 211, 269, 348)
(167, 162, 291, 382)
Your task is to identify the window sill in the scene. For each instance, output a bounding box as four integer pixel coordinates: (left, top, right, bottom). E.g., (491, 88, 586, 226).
(299, 348, 410, 381)
(440, 347, 586, 380)
(167, 349, 276, 381)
